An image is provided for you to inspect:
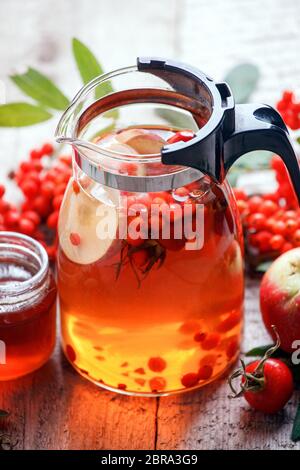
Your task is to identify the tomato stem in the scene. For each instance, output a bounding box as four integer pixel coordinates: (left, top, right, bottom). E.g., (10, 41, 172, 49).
(228, 325, 281, 398)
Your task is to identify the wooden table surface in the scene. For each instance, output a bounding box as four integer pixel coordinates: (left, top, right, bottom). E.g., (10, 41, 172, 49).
(0, 278, 299, 450)
(1, 0, 300, 451)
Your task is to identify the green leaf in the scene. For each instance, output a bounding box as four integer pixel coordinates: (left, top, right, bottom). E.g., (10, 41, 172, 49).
(224, 63, 260, 103)
(72, 38, 113, 99)
(0, 410, 9, 418)
(245, 345, 289, 358)
(245, 344, 274, 357)
(10, 68, 69, 111)
(0, 103, 52, 127)
(292, 403, 300, 442)
(255, 261, 272, 273)
(297, 136, 300, 145)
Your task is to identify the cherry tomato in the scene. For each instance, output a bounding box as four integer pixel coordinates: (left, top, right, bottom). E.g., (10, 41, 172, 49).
(243, 359, 293, 414)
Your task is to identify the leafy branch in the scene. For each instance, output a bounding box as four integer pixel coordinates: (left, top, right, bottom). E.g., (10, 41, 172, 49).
(0, 38, 109, 127)
(72, 38, 113, 99)
(0, 103, 52, 127)
(10, 67, 69, 111)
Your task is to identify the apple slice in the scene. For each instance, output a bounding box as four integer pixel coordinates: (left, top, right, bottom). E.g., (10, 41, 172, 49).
(116, 129, 166, 154)
(98, 139, 138, 156)
(58, 182, 120, 265)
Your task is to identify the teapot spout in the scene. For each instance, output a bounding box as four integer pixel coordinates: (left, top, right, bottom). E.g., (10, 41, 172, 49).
(55, 136, 76, 145)
(55, 101, 76, 144)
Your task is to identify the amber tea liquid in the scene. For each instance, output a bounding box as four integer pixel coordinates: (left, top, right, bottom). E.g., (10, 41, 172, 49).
(58, 127, 244, 395)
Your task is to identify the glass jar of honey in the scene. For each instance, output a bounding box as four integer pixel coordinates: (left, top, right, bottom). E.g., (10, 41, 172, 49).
(0, 232, 57, 380)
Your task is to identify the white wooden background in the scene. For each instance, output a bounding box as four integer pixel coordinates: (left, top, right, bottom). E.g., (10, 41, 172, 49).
(0, 0, 300, 450)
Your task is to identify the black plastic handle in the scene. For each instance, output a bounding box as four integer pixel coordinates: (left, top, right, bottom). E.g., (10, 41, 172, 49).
(224, 104, 300, 204)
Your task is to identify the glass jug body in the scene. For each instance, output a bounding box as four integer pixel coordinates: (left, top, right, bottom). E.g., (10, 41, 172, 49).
(56, 63, 247, 395)
(55, 57, 300, 396)
(57, 161, 244, 396)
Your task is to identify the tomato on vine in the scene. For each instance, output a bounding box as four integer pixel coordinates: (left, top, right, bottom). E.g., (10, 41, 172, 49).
(229, 329, 294, 414)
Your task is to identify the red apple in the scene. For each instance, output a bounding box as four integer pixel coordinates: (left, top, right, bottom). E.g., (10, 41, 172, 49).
(260, 248, 300, 353)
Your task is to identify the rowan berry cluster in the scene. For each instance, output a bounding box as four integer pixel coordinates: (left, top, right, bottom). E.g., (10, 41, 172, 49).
(0, 143, 72, 260)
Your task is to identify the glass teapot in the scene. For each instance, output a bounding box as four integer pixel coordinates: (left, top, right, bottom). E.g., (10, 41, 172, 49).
(55, 57, 300, 396)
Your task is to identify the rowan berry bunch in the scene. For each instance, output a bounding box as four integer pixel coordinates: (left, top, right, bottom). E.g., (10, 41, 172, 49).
(234, 186, 300, 258)
(276, 90, 300, 131)
(0, 143, 72, 260)
(271, 155, 298, 208)
(233, 89, 300, 261)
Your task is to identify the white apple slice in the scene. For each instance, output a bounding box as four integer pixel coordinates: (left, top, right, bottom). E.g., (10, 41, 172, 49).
(116, 129, 166, 154)
(59, 182, 120, 265)
(100, 139, 149, 177)
(98, 139, 138, 156)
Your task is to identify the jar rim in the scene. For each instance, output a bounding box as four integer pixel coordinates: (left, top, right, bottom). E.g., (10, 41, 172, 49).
(0, 232, 49, 297)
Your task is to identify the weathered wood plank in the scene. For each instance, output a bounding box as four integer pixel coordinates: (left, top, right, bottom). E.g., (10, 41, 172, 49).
(0, 347, 157, 450)
(156, 279, 300, 450)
